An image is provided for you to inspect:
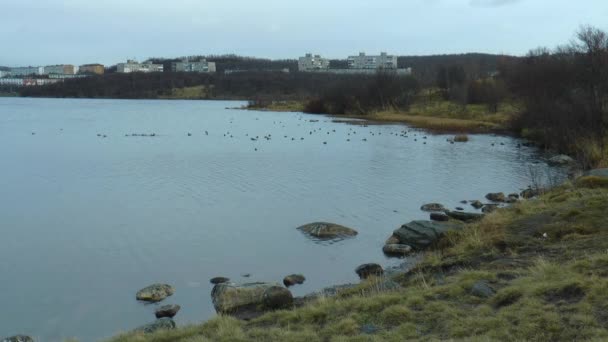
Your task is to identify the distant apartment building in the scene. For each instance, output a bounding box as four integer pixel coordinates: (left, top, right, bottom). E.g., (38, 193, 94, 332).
(0, 78, 62, 86)
(347, 52, 397, 70)
(44, 64, 75, 75)
(171, 59, 216, 73)
(79, 64, 105, 75)
(117, 60, 164, 73)
(9, 66, 45, 77)
(298, 53, 330, 71)
(0, 70, 7, 78)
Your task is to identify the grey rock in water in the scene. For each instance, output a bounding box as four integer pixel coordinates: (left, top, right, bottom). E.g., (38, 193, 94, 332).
(210, 277, 230, 285)
(485, 192, 506, 202)
(355, 263, 384, 279)
(155, 304, 181, 319)
(482, 204, 499, 213)
(211, 282, 293, 320)
(283, 274, 306, 287)
(470, 281, 496, 298)
(297, 222, 358, 239)
(382, 244, 413, 256)
(470, 200, 484, 209)
(134, 318, 176, 333)
(430, 212, 449, 222)
(420, 203, 446, 212)
(548, 154, 575, 165)
(392, 220, 464, 251)
(2, 336, 34, 342)
(136, 284, 175, 302)
(446, 210, 485, 222)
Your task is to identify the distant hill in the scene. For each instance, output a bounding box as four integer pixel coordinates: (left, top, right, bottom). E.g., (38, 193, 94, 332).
(0, 66, 9, 71)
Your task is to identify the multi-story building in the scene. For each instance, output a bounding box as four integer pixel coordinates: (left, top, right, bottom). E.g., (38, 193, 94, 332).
(171, 59, 216, 73)
(298, 53, 330, 71)
(0, 70, 8, 78)
(44, 64, 75, 75)
(347, 52, 397, 70)
(9, 66, 45, 77)
(79, 64, 105, 75)
(117, 60, 164, 73)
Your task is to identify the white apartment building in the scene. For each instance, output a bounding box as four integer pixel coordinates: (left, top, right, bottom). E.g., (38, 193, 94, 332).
(117, 60, 164, 73)
(171, 59, 216, 73)
(347, 52, 397, 70)
(9, 66, 45, 77)
(298, 53, 330, 71)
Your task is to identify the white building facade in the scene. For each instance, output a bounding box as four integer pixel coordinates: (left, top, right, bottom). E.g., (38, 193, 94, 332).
(171, 59, 216, 73)
(9, 66, 45, 77)
(117, 60, 164, 73)
(298, 53, 330, 71)
(347, 52, 397, 70)
(44, 64, 75, 75)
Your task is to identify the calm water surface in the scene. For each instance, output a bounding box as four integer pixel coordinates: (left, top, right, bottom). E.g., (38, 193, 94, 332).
(0, 98, 565, 341)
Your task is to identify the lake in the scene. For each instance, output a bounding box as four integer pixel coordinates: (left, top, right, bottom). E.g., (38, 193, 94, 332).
(0, 98, 565, 341)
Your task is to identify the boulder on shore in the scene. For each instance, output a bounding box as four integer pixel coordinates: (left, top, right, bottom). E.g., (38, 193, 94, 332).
(430, 212, 449, 222)
(155, 304, 181, 319)
(297, 222, 358, 239)
(446, 210, 484, 222)
(355, 263, 384, 279)
(134, 318, 176, 334)
(382, 244, 413, 256)
(392, 220, 463, 251)
(283, 274, 306, 287)
(470, 200, 484, 209)
(2, 336, 34, 342)
(420, 203, 446, 212)
(136, 284, 175, 302)
(482, 204, 499, 213)
(485, 192, 506, 202)
(211, 282, 293, 320)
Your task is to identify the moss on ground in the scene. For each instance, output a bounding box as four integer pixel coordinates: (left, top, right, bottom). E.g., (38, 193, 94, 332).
(107, 181, 608, 341)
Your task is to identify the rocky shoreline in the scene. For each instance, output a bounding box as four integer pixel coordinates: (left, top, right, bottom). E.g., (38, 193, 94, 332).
(4, 166, 594, 342)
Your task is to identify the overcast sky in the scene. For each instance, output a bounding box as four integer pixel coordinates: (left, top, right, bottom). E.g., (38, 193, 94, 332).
(1, 0, 607, 66)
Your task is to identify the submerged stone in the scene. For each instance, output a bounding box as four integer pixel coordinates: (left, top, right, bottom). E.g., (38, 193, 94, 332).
(420, 203, 446, 212)
(136, 284, 175, 302)
(297, 222, 358, 239)
(485, 192, 506, 202)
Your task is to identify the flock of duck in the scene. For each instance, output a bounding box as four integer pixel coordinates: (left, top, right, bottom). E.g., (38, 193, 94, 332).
(28, 115, 519, 151)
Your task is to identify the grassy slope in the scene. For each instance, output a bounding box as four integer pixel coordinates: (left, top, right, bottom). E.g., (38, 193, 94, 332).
(108, 176, 608, 341)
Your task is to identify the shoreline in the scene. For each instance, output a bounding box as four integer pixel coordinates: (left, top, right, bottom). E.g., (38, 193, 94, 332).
(104, 172, 608, 341)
